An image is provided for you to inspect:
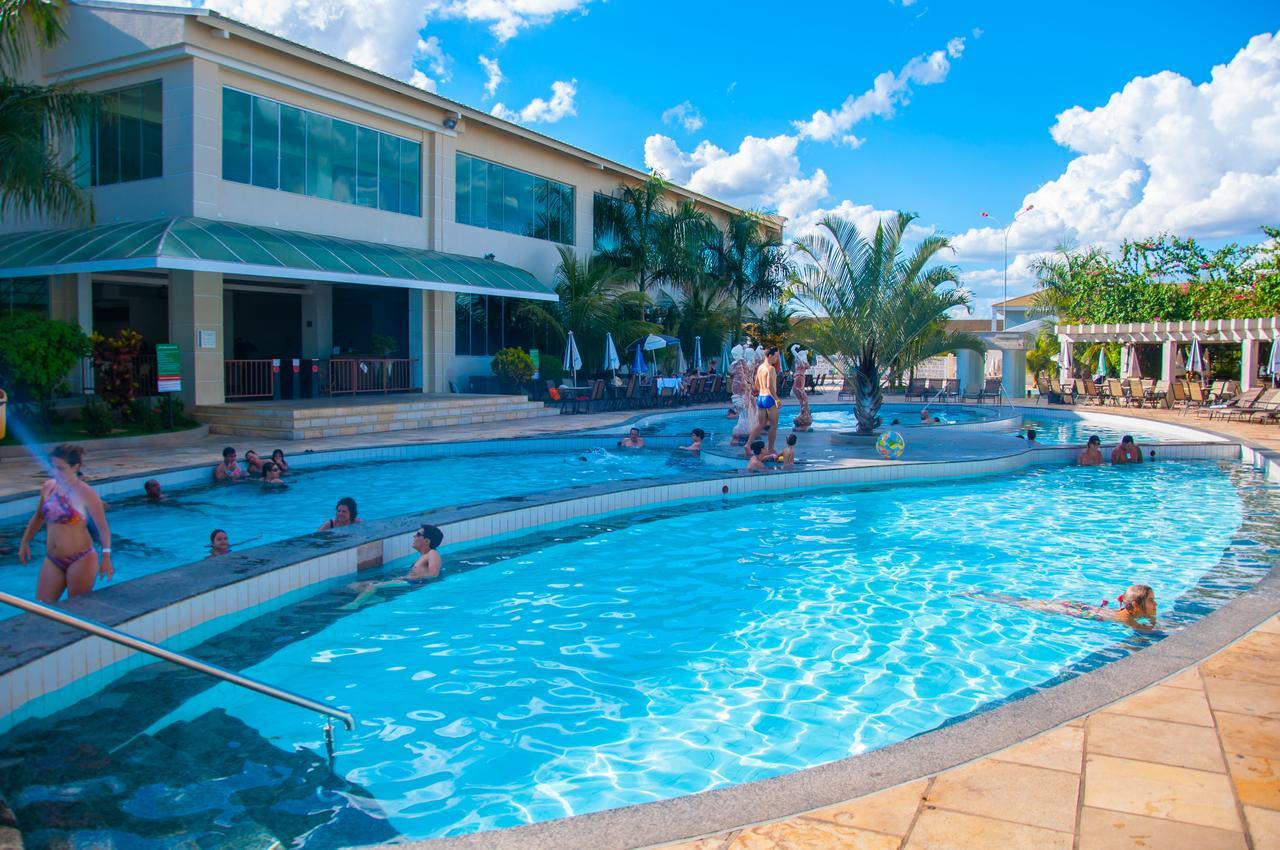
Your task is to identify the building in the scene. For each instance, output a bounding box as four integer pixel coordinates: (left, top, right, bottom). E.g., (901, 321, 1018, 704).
(0, 1, 779, 412)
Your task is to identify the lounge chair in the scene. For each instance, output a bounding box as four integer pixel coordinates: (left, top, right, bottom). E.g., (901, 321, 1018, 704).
(1126, 378, 1148, 408)
(1229, 388, 1280, 422)
(942, 378, 960, 402)
(1076, 379, 1102, 406)
(965, 377, 1002, 403)
(1199, 387, 1264, 419)
(838, 378, 855, 401)
(1184, 382, 1208, 412)
(1048, 375, 1074, 405)
(904, 378, 929, 402)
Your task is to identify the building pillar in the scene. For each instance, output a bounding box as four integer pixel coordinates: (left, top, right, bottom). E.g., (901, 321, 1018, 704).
(955, 349, 984, 396)
(1001, 348, 1028, 399)
(422, 290, 456, 393)
(1160, 340, 1178, 384)
(1242, 339, 1260, 390)
(168, 270, 224, 407)
(300, 284, 333, 360)
(408, 290, 425, 391)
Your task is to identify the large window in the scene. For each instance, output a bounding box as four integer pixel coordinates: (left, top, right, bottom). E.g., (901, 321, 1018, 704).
(455, 153, 574, 245)
(454, 293, 544, 357)
(90, 81, 162, 186)
(592, 192, 625, 253)
(221, 88, 421, 216)
(0, 279, 50, 316)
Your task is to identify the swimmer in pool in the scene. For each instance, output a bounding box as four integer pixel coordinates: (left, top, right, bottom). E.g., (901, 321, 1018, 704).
(679, 428, 705, 452)
(345, 524, 444, 608)
(966, 584, 1157, 631)
(143, 479, 165, 501)
(318, 497, 361, 531)
(213, 447, 244, 482)
(1078, 435, 1105, 466)
(209, 528, 231, 557)
(774, 432, 797, 469)
(745, 440, 768, 473)
(618, 428, 645, 448)
(261, 461, 286, 487)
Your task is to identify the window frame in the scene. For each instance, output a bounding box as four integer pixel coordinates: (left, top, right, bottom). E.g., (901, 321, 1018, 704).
(454, 152, 575, 246)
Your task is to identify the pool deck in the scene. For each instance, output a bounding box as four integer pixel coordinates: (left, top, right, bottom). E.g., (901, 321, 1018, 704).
(659, 615, 1280, 850)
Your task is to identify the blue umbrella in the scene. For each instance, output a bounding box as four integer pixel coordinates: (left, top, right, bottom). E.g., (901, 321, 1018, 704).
(632, 343, 648, 374)
(693, 336, 703, 371)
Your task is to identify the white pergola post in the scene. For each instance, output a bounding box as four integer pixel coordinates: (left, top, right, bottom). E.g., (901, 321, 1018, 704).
(1242, 339, 1260, 390)
(1160, 340, 1178, 384)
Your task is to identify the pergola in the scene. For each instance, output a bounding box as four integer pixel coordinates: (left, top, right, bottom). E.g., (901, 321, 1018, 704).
(1056, 317, 1280, 387)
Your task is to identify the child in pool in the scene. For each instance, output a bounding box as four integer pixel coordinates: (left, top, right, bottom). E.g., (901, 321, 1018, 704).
(774, 433, 797, 469)
(745, 440, 768, 473)
(968, 584, 1157, 630)
(679, 428, 705, 452)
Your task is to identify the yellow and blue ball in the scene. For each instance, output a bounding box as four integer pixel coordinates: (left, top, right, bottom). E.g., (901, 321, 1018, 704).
(876, 430, 906, 460)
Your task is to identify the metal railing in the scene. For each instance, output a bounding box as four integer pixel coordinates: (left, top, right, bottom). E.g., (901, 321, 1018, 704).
(78, 354, 160, 397)
(225, 359, 276, 400)
(0, 592, 355, 736)
(328, 357, 416, 395)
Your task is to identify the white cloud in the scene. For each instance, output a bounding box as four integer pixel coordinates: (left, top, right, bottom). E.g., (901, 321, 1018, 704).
(952, 30, 1280, 274)
(492, 78, 577, 124)
(432, 0, 597, 41)
(793, 36, 966, 144)
(479, 55, 504, 99)
(661, 101, 705, 133)
(408, 70, 437, 92)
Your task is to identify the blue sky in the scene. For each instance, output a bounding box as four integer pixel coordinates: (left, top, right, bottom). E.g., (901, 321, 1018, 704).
(180, 0, 1280, 312)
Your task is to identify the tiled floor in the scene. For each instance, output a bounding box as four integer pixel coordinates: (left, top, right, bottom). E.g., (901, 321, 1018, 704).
(660, 617, 1280, 850)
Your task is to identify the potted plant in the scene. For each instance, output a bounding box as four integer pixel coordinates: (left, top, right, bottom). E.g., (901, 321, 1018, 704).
(491, 347, 534, 395)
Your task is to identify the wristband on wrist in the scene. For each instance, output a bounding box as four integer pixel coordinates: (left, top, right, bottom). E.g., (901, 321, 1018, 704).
(101, 548, 111, 554)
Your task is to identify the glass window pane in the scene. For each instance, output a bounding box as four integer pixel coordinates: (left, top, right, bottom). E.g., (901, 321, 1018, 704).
(531, 178, 549, 240)
(455, 293, 470, 355)
(399, 139, 419, 216)
(560, 184, 575, 246)
(487, 296, 503, 354)
(97, 92, 120, 186)
(507, 169, 535, 237)
(331, 120, 357, 203)
(455, 153, 471, 225)
(116, 85, 142, 182)
(470, 295, 488, 356)
(140, 82, 162, 179)
(280, 104, 306, 195)
(378, 133, 400, 212)
(221, 88, 251, 185)
(356, 126, 378, 208)
(487, 162, 503, 230)
(251, 97, 279, 189)
(470, 157, 488, 229)
(306, 112, 332, 199)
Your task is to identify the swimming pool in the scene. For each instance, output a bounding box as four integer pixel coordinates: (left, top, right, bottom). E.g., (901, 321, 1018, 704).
(0, 447, 701, 614)
(4, 459, 1274, 844)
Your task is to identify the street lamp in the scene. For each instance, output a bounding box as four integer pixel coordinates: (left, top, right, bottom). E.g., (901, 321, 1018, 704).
(980, 204, 1035, 330)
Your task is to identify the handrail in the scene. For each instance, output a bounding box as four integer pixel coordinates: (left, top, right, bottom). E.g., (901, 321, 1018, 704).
(0, 592, 355, 731)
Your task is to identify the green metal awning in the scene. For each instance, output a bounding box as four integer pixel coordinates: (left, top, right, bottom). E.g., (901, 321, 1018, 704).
(0, 217, 557, 301)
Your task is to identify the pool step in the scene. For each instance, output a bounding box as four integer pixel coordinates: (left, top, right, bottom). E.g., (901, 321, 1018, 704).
(194, 393, 558, 440)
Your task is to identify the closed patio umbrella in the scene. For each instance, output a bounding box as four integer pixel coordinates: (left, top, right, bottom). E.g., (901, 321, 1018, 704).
(603, 333, 620, 373)
(564, 331, 582, 386)
(1173, 345, 1186, 377)
(1266, 340, 1280, 384)
(1125, 344, 1142, 379)
(693, 336, 703, 371)
(632, 342, 648, 374)
(1188, 337, 1205, 377)
(1095, 347, 1107, 379)
(677, 345, 687, 374)
(720, 340, 732, 375)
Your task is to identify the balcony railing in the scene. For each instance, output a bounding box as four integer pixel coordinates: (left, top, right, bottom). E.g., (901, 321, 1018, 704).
(328, 358, 416, 395)
(225, 359, 276, 400)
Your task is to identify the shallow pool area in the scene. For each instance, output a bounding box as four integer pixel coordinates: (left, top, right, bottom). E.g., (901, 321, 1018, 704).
(4, 458, 1276, 845)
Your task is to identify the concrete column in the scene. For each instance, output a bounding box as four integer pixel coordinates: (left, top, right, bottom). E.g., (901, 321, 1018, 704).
(955, 349, 984, 396)
(1001, 348, 1028, 399)
(48, 274, 94, 393)
(300, 284, 333, 359)
(1160, 340, 1178, 384)
(422, 290, 456, 393)
(168, 270, 224, 407)
(1242, 339, 1260, 390)
(408, 290, 425, 391)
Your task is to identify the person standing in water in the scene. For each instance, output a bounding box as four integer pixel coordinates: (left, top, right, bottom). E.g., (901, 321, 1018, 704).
(746, 347, 782, 457)
(790, 345, 813, 432)
(18, 444, 114, 603)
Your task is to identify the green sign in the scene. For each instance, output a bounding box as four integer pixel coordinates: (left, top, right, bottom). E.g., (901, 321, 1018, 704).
(156, 344, 182, 393)
(529, 348, 540, 380)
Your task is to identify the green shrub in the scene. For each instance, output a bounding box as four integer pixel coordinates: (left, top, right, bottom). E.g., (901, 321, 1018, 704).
(80, 398, 115, 437)
(491, 347, 535, 384)
(0, 313, 91, 423)
(157, 394, 190, 428)
(131, 398, 163, 433)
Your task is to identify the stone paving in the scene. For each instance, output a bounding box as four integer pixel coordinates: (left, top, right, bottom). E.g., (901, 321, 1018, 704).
(660, 617, 1280, 850)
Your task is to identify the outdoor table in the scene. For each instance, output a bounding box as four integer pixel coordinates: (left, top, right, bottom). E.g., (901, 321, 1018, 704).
(656, 377, 683, 394)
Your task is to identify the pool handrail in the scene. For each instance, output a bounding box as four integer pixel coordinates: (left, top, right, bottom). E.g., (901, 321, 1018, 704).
(0, 591, 356, 731)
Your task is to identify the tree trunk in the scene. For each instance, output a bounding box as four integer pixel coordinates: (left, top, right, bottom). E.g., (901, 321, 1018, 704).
(853, 359, 883, 435)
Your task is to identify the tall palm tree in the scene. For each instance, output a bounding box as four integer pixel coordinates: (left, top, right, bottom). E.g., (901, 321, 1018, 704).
(1030, 242, 1110, 321)
(654, 200, 714, 295)
(658, 276, 734, 359)
(595, 173, 672, 297)
(0, 0, 96, 222)
(791, 213, 984, 435)
(515, 246, 651, 372)
(707, 211, 790, 346)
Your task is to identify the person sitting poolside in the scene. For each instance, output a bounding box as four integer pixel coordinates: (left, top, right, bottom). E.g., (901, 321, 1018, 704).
(679, 428, 705, 452)
(244, 450, 265, 476)
(618, 428, 645, 448)
(209, 528, 231, 557)
(143, 479, 165, 501)
(965, 584, 1157, 632)
(213, 447, 244, 482)
(1111, 435, 1143, 465)
(261, 461, 287, 487)
(318, 497, 362, 531)
(345, 524, 445, 609)
(1078, 435, 1105, 466)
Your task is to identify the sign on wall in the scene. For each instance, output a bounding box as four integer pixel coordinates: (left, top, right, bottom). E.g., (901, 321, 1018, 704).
(156, 344, 182, 393)
(530, 348, 540, 380)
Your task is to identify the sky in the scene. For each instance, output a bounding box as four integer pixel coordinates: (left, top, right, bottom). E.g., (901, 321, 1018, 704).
(148, 0, 1279, 316)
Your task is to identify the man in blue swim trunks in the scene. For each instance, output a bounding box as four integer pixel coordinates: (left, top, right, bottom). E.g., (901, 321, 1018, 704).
(745, 347, 782, 458)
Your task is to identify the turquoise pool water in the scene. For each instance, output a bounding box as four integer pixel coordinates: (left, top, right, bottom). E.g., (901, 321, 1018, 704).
(5, 460, 1274, 846)
(0, 448, 698, 613)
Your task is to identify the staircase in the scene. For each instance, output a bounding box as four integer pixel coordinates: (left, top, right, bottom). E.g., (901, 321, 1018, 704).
(195, 393, 557, 440)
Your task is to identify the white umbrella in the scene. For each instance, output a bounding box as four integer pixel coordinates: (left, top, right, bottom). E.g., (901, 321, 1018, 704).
(693, 336, 703, 371)
(1124, 344, 1142, 379)
(1173, 346, 1186, 377)
(1095, 347, 1107, 379)
(677, 346, 687, 374)
(603, 333, 620, 373)
(1187, 337, 1205, 376)
(564, 331, 582, 386)
(1266, 339, 1280, 381)
(641, 334, 668, 351)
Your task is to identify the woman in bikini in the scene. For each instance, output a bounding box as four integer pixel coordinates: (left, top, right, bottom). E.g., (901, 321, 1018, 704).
(967, 584, 1157, 631)
(18, 444, 114, 603)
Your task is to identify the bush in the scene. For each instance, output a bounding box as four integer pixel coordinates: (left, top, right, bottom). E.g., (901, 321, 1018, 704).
(80, 398, 115, 437)
(131, 398, 163, 433)
(91, 329, 143, 420)
(0, 313, 91, 423)
(491, 347, 535, 384)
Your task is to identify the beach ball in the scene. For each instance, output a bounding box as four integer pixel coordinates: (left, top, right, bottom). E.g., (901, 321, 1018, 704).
(876, 430, 906, 460)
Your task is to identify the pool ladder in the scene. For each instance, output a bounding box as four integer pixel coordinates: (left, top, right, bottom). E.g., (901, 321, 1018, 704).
(0, 592, 355, 755)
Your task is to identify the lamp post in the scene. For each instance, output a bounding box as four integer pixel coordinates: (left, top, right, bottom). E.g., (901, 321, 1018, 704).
(980, 204, 1035, 330)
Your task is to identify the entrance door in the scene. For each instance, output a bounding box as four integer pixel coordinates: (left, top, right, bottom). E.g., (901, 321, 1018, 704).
(228, 289, 304, 398)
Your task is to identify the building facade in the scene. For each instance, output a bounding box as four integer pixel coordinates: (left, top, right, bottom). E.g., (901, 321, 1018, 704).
(0, 1, 779, 407)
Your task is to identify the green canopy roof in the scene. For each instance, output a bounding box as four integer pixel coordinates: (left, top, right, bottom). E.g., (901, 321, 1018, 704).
(0, 217, 557, 301)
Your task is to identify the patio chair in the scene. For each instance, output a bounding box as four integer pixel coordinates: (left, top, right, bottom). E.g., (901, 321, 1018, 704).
(1035, 375, 1053, 404)
(904, 378, 929, 402)
(1076, 379, 1103, 406)
(1048, 375, 1074, 405)
(1185, 382, 1208, 411)
(1230, 388, 1280, 422)
(657, 385, 676, 407)
(617, 375, 640, 410)
(1199, 387, 1263, 420)
(942, 378, 960, 402)
(1107, 378, 1132, 407)
(838, 378, 855, 401)
(964, 377, 1002, 403)
(1126, 378, 1147, 408)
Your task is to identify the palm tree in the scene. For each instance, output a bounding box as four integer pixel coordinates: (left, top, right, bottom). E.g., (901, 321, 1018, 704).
(791, 212, 984, 435)
(707, 211, 790, 346)
(595, 173, 672, 298)
(654, 200, 715, 295)
(1030, 242, 1110, 321)
(743, 298, 796, 351)
(0, 0, 96, 222)
(515, 246, 651, 372)
(658, 276, 734, 359)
